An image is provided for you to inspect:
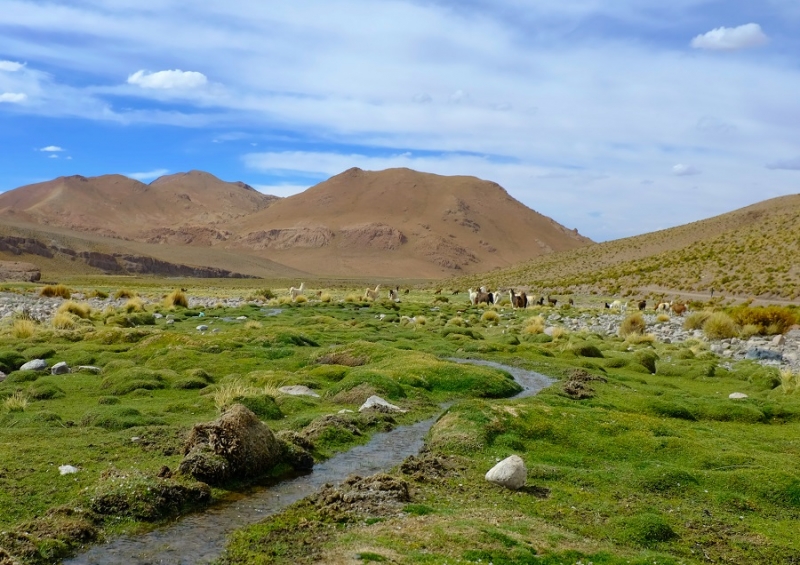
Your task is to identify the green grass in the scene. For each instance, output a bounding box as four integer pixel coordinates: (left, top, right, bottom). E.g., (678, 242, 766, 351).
(1, 282, 800, 564)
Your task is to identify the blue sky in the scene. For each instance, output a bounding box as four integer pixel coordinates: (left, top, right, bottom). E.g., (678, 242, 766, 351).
(1, 1, 799, 242)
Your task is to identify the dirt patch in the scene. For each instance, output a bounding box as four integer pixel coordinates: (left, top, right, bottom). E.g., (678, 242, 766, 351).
(400, 451, 465, 483)
(562, 368, 607, 400)
(311, 473, 411, 519)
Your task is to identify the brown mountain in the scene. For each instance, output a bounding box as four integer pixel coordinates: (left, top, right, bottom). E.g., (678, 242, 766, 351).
(0, 171, 276, 241)
(458, 193, 800, 300)
(0, 167, 592, 279)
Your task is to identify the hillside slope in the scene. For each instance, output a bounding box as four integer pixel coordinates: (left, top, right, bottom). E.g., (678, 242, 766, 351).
(457, 194, 800, 299)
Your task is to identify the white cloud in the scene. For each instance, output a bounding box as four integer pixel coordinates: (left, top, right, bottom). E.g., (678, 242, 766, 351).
(39, 145, 65, 152)
(0, 61, 25, 72)
(48, 154, 59, 159)
(691, 23, 768, 51)
(672, 164, 701, 176)
(766, 157, 800, 171)
(125, 168, 170, 181)
(0, 92, 26, 103)
(127, 69, 208, 89)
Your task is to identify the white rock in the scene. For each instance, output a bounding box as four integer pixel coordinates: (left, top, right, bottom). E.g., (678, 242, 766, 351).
(338, 409, 354, 414)
(51, 361, 70, 375)
(236, 316, 248, 320)
(196, 324, 209, 331)
(20, 359, 48, 371)
(166, 319, 175, 325)
(729, 392, 749, 400)
(772, 334, 786, 346)
(358, 395, 406, 413)
(485, 455, 527, 490)
(153, 312, 164, 319)
(75, 365, 102, 374)
(59, 465, 79, 475)
(278, 385, 320, 398)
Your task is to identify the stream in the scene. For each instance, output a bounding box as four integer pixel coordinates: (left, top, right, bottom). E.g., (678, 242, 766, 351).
(63, 360, 554, 565)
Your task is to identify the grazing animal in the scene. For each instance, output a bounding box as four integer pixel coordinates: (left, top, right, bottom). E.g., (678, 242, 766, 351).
(404, 288, 410, 294)
(638, 299, 647, 311)
(656, 301, 671, 312)
(473, 291, 492, 305)
(389, 288, 399, 302)
(289, 282, 305, 301)
(609, 300, 626, 311)
(364, 284, 381, 301)
(671, 302, 687, 316)
(452, 289, 460, 295)
(604, 302, 611, 309)
(509, 289, 527, 309)
(434, 288, 442, 295)
(547, 296, 557, 307)
(536, 296, 545, 306)
(568, 298, 575, 306)
(468, 288, 478, 305)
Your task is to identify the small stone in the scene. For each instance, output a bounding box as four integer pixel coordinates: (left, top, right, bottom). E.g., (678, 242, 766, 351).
(359, 395, 406, 413)
(729, 392, 748, 400)
(153, 313, 164, 319)
(485, 454, 527, 490)
(236, 316, 248, 320)
(59, 465, 79, 475)
(75, 365, 102, 374)
(196, 324, 209, 331)
(166, 319, 175, 325)
(279, 385, 321, 398)
(772, 334, 786, 346)
(51, 361, 70, 375)
(338, 409, 354, 414)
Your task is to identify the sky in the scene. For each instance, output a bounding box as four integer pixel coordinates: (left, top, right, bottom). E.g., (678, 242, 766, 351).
(1, 1, 799, 242)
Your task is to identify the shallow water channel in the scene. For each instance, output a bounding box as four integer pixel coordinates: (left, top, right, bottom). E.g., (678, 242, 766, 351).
(64, 359, 554, 565)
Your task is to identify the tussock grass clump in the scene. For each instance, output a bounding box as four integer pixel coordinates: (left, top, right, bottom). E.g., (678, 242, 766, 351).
(740, 324, 761, 339)
(163, 289, 188, 308)
(124, 297, 146, 313)
(39, 284, 71, 298)
(446, 316, 465, 327)
(3, 390, 28, 412)
(52, 313, 78, 330)
(781, 369, 800, 394)
(212, 379, 258, 411)
(703, 312, 738, 339)
(413, 315, 427, 326)
(684, 310, 712, 330)
(57, 300, 92, 319)
(88, 289, 109, 299)
(550, 327, 567, 340)
(344, 293, 360, 303)
(618, 312, 646, 337)
(244, 320, 263, 330)
(294, 295, 308, 304)
(625, 333, 656, 345)
(480, 311, 500, 325)
(523, 316, 545, 334)
(114, 288, 137, 300)
(320, 292, 332, 303)
(656, 313, 671, 322)
(315, 351, 367, 367)
(12, 319, 36, 339)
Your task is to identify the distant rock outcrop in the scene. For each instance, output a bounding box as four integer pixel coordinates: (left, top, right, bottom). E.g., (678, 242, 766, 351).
(0, 260, 41, 282)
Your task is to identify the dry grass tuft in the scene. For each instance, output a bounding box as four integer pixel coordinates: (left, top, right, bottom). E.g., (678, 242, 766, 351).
(618, 313, 646, 337)
(625, 333, 656, 345)
(703, 312, 738, 339)
(3, 391, 29, 412)
(294, 295, 308, 304)
(550, 327, 567, 340)
(244, 321, 263, 330)
(446, 316, 465, 327)
(414, 315, 427, 326)
(40, 284, 71, 299)
(57, 300, 92, 319)
(124, 297, 146, 313)
(523, 316, 545, 335)
(344, 293, 360, 303)
(12, 319, 36, 339)
(781, 369, 799, 394)
(656, 313, 671, 323)
(683, 311, 712, 331)
(212, 379, 256, 411)
(315, 351, 367, 367)
(163, 289, 188, 308)
(52, 312, 78, 330)
(480, 311, 501, 325)
(320, 292, 332, 303)
(739, 324, 761, 339)
(114, 288, 137, 300)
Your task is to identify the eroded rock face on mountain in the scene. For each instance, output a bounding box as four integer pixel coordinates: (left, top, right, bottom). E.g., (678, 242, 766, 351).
(142, 227, 232, 245)
(239, 227, 335, 249)
(339, 223, 407, 250)
(0, 261, 41, 282)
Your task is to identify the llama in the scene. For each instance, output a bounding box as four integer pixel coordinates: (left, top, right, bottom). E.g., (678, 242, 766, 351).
(509, 289, 527, 309)
(547, 296, 557, 307)
(671, 302, 687, 316)
(536, 296, 545, 306)
(638, 299, 647, 311)
(568, 298, 575, 306)
(472, 290, 492, 305)
(468, 288, 478, 305)
(656, 301, 671, 312)
(388, 288, 400, 302)
(609, 300, 626, 312)
(289, 282, 305, 301)
(364, 284, 381, 301)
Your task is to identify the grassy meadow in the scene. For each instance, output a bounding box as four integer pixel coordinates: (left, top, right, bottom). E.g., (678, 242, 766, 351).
(0, 279, 798, 564)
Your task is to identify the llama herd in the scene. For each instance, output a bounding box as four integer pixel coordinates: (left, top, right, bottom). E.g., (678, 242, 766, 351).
(285, 282, 690, 316)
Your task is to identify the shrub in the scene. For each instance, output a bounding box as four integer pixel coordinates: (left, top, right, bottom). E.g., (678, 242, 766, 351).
(89, 289, 109, 299)
(730, 305, 797, 335)
(0, 350, 25, 373)
(234, 394, 283, 420)
(315, 351, 367, 367)
(739, 324, 761, 339)
(254, 288, 276, 300)
(12, 319, 36, 339)
(80, 407, 164, 430)
(683, 310, 712, 330)
(703, 312, 738, 339)
(616, 512, 677, 545)
(480, 311, 500, 325)
(27, 382, 65, 400)
(40, 284, 71, 298)
(163, 289, 188, 308)
(636, 350, 658, 373)
(57, 300, 92, 319)
(619, 313, 646, 337)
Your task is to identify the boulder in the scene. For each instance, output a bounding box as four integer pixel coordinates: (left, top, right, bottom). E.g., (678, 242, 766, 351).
(485, 454, 527, 490)
(359, 395, 406, 413)
(771, 334, 786, 346)
(178, 404, 284, 485)
(745, 348, 783, 362)
(51, 361, 70, 375)
(0, 261, 41, 282)
(278, 385, 320, 398)
(20, 359, 47, 372)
